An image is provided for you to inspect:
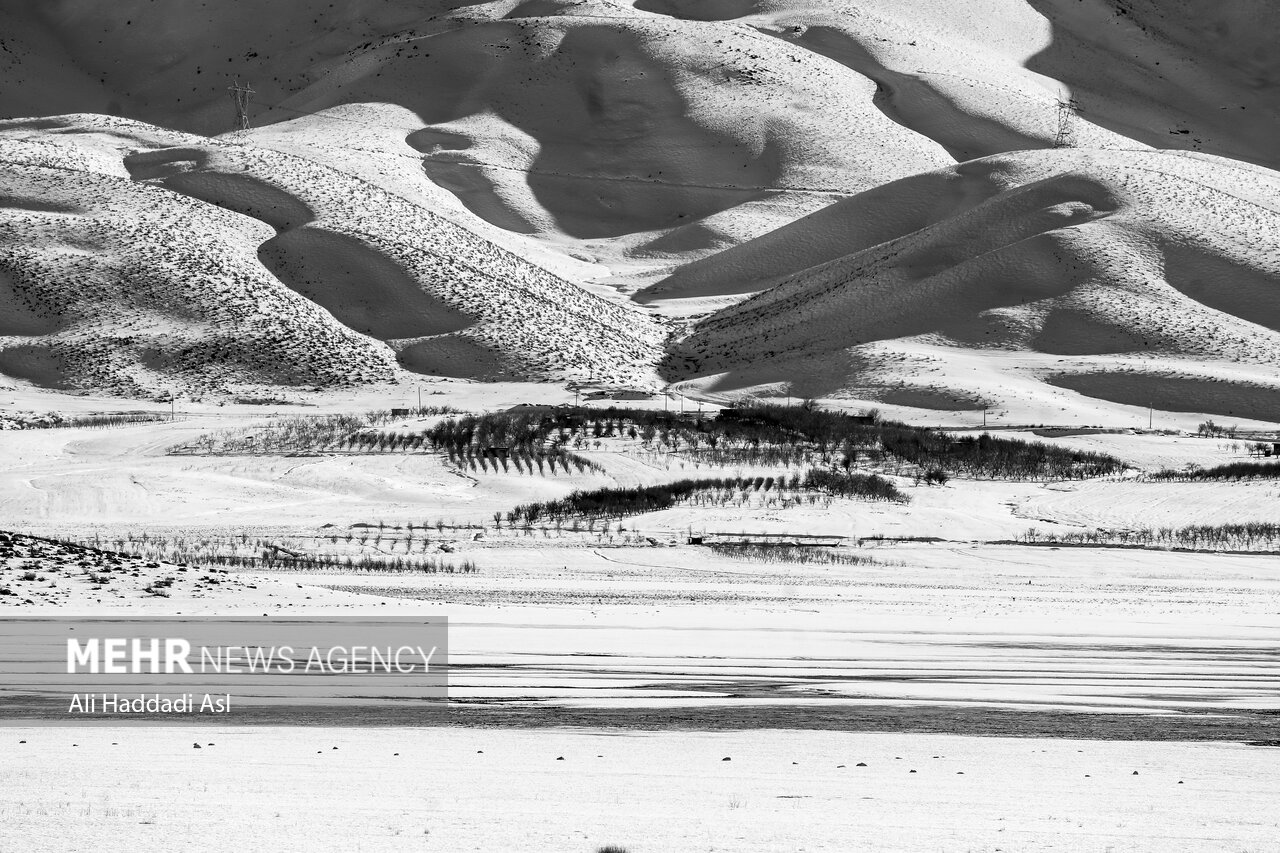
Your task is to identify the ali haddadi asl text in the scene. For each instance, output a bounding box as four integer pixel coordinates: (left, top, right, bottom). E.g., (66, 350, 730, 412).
(67, 693, 230, 714)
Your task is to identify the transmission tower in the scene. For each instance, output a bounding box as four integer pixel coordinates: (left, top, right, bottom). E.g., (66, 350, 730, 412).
(227, 80, 256, 131)
(1054, 95, 1082, 149)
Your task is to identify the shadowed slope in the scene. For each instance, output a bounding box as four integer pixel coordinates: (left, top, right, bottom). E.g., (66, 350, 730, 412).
(257, 229, 474, 341)
(1047, 373, 1280, 423)
(0, 0, 460, 134)
(1026, 0, 1280, 170)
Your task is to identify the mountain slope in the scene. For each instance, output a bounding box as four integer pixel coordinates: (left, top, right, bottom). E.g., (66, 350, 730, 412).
(0, 116, 400, 394)
(662, 148, 1280, 420)
(10, 1, 1273, 167)
(636, 0, 1280, 170)
(1, 1, 953, 266)
(3, 0, 1277, 287)
(0, 1, 1278, 413)
(0, 114, 665, 394)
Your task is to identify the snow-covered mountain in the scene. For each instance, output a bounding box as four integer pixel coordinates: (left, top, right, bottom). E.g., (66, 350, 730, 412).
(0, 0, 1277, 417)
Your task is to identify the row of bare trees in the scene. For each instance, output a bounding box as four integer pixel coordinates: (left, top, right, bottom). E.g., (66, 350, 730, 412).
(1021, 523, 1280, 551)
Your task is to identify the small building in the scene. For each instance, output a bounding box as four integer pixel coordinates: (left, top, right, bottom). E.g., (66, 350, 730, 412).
(1270, 442, 1280, 457)
(390, 408, 412, 417)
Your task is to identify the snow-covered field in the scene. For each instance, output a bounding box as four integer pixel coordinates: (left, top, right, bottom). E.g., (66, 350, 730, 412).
(2, 394, 1277, 849)
(4, 727, 1277, 853)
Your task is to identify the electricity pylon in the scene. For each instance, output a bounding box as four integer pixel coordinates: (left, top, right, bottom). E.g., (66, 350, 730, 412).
(1054, 95, 1082, 148)
(227, 80, 256, 131)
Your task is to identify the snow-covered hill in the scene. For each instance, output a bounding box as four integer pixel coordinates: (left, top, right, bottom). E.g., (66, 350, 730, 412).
(0, 0, 1277, 416)
(0, 114, 664, 394)
(661, 148, 1280, 420)
(0, 116, 401, 394)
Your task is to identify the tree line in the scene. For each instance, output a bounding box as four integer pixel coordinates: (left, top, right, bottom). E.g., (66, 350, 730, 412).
(507, 467, 908, 525)
(1021, 522, 1280, 552)
(719, 404, 1125, 480)
(171, 402, 1127, 482)
(1148, 461, 1280, 482)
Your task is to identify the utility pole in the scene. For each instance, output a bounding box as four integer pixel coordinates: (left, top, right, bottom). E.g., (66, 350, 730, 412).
(228, 80, 256, 131)
(417, 385, 422, 413)
(1054, 94, 1082, 149)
